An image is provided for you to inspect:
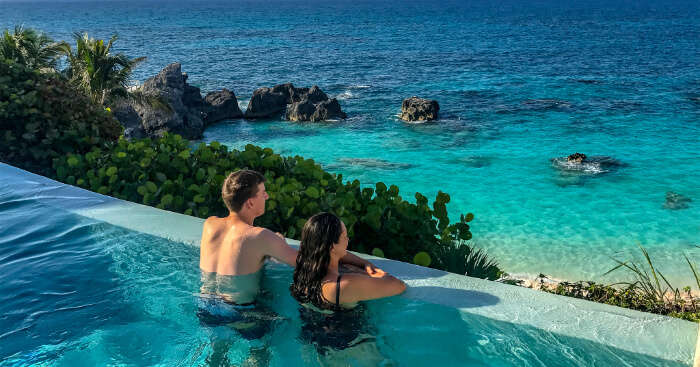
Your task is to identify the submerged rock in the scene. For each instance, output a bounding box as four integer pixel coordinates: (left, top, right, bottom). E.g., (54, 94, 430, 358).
(551, 155, 624, 175)
(521, 99, 571, 111)
(327, 158, 414, 171)
(245, 83, 345, 121)
(664, 191, 692, 210)
(399, 97, 439, 122)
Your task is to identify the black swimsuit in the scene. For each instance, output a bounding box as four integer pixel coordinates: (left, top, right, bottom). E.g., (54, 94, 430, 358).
(299, 274, 375, 354)
(321, 274, 344, 311)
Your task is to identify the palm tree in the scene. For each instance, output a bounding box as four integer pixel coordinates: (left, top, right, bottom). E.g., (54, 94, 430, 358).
(0, 26, 65, 71)
(60, 32, 145, 105)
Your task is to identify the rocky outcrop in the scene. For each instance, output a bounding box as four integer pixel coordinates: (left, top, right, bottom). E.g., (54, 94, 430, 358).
(112, 103, 147, 139)
(115, 63, 204, 139)
(203, 89, 243, 123)
(664, 191, 692, 210)
(287, 97, 346, 122)
(245, 83, 346, 121)
(113, 63, 245, 139)
(551, 155, 624, 175)
(399, 97, 439, 122)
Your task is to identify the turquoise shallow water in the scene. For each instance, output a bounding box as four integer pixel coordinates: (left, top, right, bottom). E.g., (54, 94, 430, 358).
(1, 0, 699, 284)
(0, 188, 689, 366)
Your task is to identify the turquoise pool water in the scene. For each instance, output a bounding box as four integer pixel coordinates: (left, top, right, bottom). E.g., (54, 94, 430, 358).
(0, 185, 691, 366)
(2, 0, 699, 284)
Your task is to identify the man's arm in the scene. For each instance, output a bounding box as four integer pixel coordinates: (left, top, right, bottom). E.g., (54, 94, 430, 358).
(257, 229, 298, 267)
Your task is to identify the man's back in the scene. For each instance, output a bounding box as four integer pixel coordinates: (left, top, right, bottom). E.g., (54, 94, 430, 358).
(199, 215, 297, 276)
(199, 216, 266, 275)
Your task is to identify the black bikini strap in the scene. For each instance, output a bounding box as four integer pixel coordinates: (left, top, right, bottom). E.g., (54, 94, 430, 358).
(335, 274, 342, 307)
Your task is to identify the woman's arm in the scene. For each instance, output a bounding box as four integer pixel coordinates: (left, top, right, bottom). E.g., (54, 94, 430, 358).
(340, 252, 385, 277)
(335, 273, 407, 303)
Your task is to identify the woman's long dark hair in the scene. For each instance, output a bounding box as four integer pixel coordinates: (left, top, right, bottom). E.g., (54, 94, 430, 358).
(290, 212, 343, 308)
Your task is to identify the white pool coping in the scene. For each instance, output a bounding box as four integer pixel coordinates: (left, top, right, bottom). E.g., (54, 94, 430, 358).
(1, 162, 696, 365)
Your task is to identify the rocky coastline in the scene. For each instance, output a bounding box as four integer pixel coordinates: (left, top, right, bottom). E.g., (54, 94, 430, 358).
(113, 63, 348, 139)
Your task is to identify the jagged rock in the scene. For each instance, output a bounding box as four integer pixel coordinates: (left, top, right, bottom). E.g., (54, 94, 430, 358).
(112, 103, 146, 139)
(311, 99, 346, 121)
(112, 63, 246, 139)
(245, 86, 290, 118)
(567, 153, 587, 163)
(182, 75, 204, 110)
(285, 99, 316, 121)
(129, 63, 204, 139)
(306, 85, 329, 104)
(286, 97, 347, 122)
(246, 83, 345, 121)
(203, 89, 243, 124)
(664, 191, 692, 210)
(400, 97, 439, 122)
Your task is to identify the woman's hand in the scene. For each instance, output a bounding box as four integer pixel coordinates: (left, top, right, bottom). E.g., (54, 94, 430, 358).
(364, 263, 386, 278)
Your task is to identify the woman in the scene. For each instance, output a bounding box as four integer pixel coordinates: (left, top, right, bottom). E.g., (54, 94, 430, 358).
(291, 212, 406, 311)
(290, 212, 406, 362)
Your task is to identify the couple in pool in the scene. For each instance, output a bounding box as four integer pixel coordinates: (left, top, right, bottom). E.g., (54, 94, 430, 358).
(198, 170, 406, 360)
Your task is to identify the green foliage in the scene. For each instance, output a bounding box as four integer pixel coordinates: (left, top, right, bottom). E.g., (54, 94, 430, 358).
(371, 248, 385, 258)
(542, 281, 699, 323)
(413, 251, 432, 267)
(0, 59, 122, 176)
(433, 241, 503, 280)
(0, 26, 65, 71)
(605, 244, 682, 308)
(60, 32, 145, 105)
(53, 133, 478, 266)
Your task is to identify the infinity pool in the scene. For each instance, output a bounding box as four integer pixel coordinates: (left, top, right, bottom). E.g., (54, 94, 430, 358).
(0, 164, 695, 366)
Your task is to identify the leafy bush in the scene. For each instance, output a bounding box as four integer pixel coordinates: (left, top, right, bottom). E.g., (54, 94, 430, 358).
(53, 133, 476, 266)
(0, 59, 122, 176)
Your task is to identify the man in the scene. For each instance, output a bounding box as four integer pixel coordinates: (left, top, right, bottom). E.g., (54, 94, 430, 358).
(200, 169, 296, 279)
(199, 169, 383, 300)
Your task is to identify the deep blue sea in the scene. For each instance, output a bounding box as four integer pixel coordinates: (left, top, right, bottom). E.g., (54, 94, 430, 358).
(2, 0, 699, 284)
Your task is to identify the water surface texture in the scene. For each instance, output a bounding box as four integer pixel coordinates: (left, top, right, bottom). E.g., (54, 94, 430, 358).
(2, 0, 699, 284)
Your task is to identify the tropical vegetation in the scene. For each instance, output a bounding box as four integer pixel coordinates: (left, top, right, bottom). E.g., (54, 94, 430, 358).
(60, 32, 145, 105)
(0, 59, 122, 176)
(0, 26, 65, 71)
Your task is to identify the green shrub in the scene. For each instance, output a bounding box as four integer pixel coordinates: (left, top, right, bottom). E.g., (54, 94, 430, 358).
(0, 59, 122, 176)
(53, 133, 476, 265)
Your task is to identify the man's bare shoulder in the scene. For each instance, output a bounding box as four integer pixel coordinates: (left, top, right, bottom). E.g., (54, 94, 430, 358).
(202, 216, 224, 231)
(248, 227, 276, 240)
